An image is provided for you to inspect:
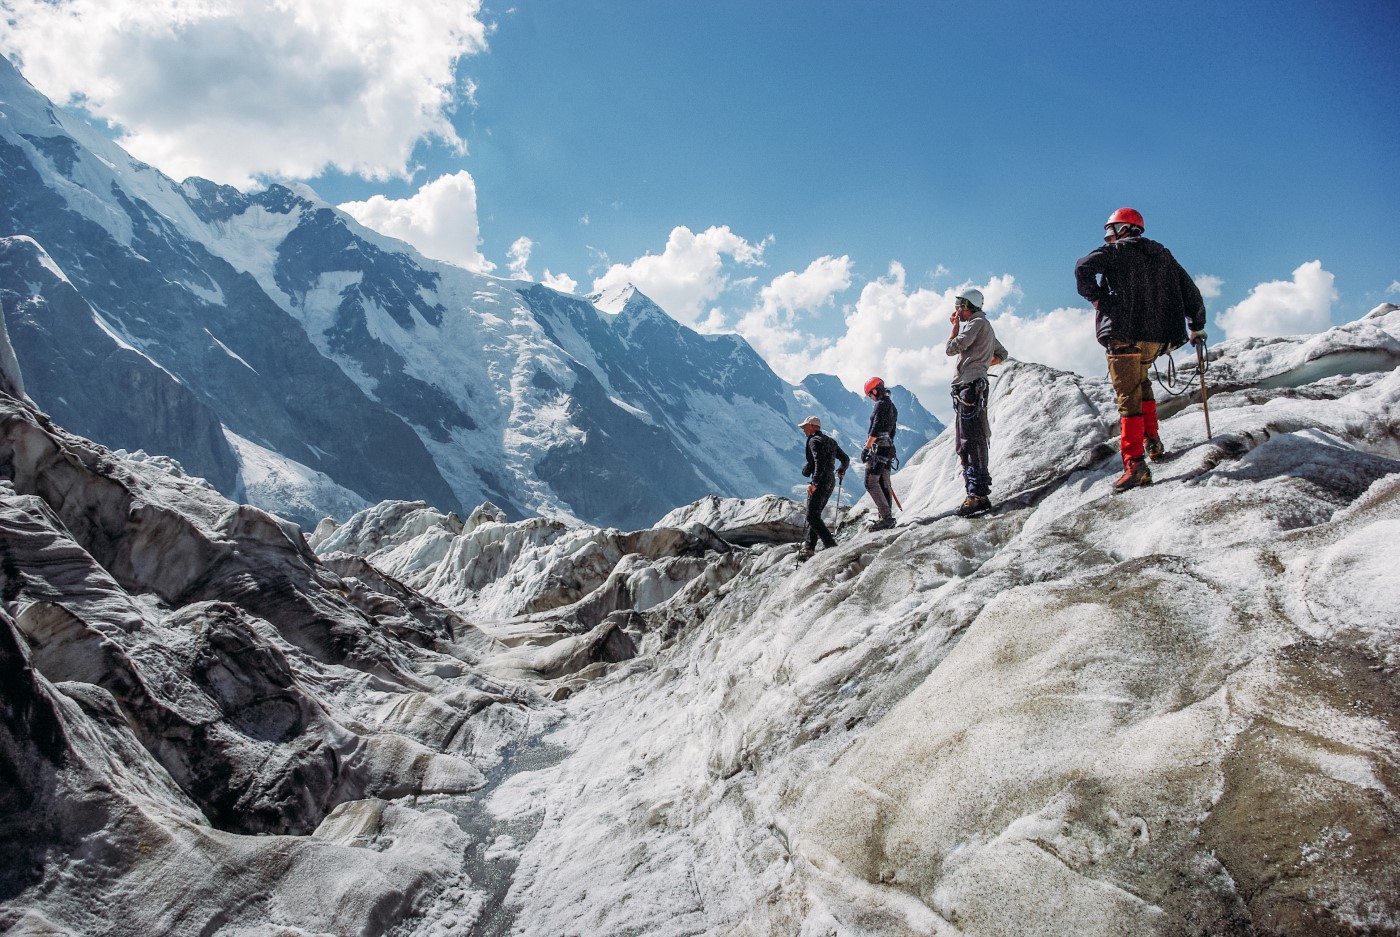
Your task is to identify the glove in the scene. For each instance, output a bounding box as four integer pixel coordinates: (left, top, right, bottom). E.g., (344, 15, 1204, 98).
(801, 465, 812, 478)
(1190, 328, 1207, 347)
(860, 447, 870, 463)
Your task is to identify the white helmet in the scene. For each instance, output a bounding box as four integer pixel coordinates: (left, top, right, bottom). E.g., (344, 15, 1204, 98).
(956, 288, 984, 310)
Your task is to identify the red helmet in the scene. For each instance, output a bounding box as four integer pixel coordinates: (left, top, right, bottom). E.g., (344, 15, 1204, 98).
(1106, 207, 1144, 231)
(864, 376, 885, 397)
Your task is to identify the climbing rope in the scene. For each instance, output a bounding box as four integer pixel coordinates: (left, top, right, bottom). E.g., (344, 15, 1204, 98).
(1152, 345, 1207, 398)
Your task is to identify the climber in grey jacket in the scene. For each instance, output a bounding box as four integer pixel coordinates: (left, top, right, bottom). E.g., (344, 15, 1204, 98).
(945, 288, 1008, 516)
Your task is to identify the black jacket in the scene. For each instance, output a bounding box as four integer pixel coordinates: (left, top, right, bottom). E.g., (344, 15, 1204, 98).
(1075, 236, 1207, 348)
(867, 394, 898, 445)
(802, 430, 851, 487)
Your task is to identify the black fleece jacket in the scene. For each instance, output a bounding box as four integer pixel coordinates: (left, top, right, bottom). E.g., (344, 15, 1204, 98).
(1075, 236, 1207, 349)
(867, 394, 898, 444)
(802, 430, 851, 486)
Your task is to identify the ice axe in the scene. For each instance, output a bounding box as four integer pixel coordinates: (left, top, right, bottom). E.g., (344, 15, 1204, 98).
(1194, 338, 1213, 440)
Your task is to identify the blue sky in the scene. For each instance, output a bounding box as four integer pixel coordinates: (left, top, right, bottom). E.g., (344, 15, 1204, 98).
(422, 0, 1399, 316)
(3, 0, 1397, 409)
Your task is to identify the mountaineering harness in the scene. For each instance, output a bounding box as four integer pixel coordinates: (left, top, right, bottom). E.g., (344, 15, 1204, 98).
(949, 377, 993, 499)
(951, 379, 989, 452)
(864, 432, 901, 513)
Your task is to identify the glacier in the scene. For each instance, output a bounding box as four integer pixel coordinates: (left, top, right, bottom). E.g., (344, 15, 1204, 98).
(2, 286, 1396, 936)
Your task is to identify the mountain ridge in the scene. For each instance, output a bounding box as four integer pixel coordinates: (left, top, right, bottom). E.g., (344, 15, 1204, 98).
(0, 56, 941, 530)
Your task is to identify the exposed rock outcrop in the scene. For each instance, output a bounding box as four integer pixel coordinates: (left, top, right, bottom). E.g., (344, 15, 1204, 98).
(655, 492, 810, 546)
(0, 384, 549, 934)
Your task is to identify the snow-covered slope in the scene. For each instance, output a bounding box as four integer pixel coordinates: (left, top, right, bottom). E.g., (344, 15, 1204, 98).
(0, 57, 931, 531)
(305, 308, 1400, 936)
(2, 304, 1398, 935)
(868, 303, 1400, 523)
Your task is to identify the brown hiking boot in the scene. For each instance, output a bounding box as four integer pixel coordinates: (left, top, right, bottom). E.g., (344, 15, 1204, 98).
(869, 517, 896, 531)
(1113, 457, 1152, 493)
(957, 496, 992, 517)
(1145, 435, 1166, 462)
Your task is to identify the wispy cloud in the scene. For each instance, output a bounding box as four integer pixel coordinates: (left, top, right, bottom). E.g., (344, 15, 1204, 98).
(507, 236, 533, 280)
(1388, 280, 1400, 296)
(0, 0, 489, 187)
(1217, 260, 1337, 340)
(338, 171, 494, 272)
(590, 225, 770, 326)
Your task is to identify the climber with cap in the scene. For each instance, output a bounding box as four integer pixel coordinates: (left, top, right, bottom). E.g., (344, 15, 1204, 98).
(945, 287, 1009, 516)
(1075, 208, 1208, 492)
(861, 377, 899, 530)
(797, 415, 850, 561)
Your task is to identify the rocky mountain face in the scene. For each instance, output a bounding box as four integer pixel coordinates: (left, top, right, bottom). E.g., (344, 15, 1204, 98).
(4, 297, 1395, 936)
(0, 58, 939, 532)
(0, 236, 239, 492)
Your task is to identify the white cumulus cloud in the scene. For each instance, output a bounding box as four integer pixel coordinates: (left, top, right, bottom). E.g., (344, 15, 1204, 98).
(0, 0, 488, 187)
(986, 307, 1106, 381)
(734, 255, 853, 369)
(736, 262, 1026, 420)
(1194, 274, 1224, 299)
(338, 171, 493, 273)
(542, 270, 578, 294)
(1217, 261, 1337, 340)
(760, 256, 854, 317)
(738, 263, 1128, 422)
(803, 266, 1021, 415)
(590, 225, 769, 326)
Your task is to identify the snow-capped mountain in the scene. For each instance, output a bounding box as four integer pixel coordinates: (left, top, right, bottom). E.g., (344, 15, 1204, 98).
(0, 57, 939, 531)
(3, 296, 1395, 936)
(795, 372, 943, 461)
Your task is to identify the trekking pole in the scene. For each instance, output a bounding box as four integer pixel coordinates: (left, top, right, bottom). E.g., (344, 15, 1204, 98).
(832, 475, 845, 535)
(796, 486, 810, 568)
(1195, 340, 1213, 440)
